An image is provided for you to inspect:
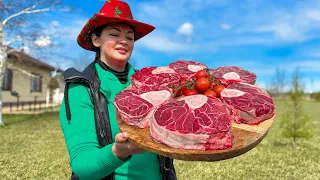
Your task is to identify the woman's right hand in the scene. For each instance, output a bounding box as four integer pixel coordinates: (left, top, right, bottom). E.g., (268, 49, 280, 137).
(112, 132, 146, 160)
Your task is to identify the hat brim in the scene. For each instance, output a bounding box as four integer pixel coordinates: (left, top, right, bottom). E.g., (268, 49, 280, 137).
(77, 14, 155, 51)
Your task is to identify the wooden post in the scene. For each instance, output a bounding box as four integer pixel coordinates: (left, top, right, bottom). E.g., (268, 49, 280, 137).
(34, 97, 37, 111)
(16, 97, 19, 111)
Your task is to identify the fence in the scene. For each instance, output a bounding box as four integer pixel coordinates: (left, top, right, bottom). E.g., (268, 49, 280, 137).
(2, 101, 60, 113)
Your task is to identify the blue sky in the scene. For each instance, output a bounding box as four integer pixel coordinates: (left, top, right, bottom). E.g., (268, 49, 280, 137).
(9, 0, 320, 92)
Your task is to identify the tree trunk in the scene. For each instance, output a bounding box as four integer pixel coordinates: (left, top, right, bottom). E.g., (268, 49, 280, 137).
(0, 23, 7, 126)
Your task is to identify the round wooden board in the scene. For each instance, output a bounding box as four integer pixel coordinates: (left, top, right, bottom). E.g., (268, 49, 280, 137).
(117, 116, 275, 162)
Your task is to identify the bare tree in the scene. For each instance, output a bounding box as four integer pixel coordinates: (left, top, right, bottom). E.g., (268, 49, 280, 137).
(272, 68, 287, 97)
(0, 0, 64, 126)
(309, 78, 314, 94)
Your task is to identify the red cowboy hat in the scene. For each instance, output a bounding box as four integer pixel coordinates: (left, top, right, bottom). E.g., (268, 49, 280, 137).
(77, 0, 155, 51)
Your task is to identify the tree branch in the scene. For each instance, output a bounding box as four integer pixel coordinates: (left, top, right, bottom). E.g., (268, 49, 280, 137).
(5, 37, 23, 46)
(2, 5, 50, 26)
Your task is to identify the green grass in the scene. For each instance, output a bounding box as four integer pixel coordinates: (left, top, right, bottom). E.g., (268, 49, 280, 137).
(0, 112, 70, 179)
(1, 100, 319, 179)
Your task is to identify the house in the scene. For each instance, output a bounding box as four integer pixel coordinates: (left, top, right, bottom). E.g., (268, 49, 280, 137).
(2, 48, 64, 110)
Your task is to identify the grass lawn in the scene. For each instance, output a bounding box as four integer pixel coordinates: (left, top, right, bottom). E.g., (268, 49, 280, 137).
(0, 99, 319, 179)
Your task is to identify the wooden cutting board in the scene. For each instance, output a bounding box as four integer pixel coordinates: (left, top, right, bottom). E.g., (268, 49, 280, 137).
(117, 115, 275, 162)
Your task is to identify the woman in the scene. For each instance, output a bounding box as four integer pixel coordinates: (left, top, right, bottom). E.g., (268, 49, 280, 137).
(59, 1, 176, 180)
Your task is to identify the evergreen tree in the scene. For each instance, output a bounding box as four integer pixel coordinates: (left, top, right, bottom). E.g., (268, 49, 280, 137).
(280, 69, 313, 145)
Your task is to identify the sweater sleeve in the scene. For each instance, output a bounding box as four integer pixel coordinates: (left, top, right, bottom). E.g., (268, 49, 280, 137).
(59, 83, 130, 180)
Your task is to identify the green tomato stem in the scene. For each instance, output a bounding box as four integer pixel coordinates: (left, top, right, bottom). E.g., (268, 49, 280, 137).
(204, 68, 220, 86)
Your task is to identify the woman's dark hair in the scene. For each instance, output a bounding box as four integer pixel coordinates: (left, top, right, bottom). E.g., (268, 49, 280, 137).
(90, 24, 108, 62)
(90, 22, 136, 62)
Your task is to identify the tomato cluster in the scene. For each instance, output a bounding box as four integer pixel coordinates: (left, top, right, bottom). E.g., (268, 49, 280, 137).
(169, 69, 226, 98)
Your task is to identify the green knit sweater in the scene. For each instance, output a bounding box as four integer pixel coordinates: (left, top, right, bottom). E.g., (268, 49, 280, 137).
(59, 63, 162, 180)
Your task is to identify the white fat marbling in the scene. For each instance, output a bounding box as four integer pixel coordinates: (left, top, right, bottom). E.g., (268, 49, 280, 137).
(220, 89, 245, 97)
(187, 65, 205, 72)
(140, 90, 171, 107)
(181, 94, 208, 109)
(222, 72, 240, 80)
(152, 66, 176, 74)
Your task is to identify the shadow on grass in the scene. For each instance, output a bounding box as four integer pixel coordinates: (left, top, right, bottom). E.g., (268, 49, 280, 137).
(272, 138, 317, 150)
(272, 140, 292, 147)
(2, 112, 59, 126)
(3, 114, 38, 126)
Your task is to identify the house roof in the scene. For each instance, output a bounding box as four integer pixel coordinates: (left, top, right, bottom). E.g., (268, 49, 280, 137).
(7, 47, 64, 72)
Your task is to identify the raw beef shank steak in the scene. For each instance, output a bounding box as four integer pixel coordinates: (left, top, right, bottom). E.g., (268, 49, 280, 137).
(210, 66, 257, 85)
(220, 83, 275, 125)
(150, 95, 232, 150)
(168, 60, 208, 80)
(131, 66, 180, 91)
(115, 89, 172, 128)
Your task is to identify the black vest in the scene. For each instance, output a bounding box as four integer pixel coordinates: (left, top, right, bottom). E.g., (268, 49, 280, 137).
(63, 62, 177, 180)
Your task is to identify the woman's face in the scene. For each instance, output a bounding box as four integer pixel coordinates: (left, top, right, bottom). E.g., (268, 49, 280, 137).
(92, 23, 134, 67)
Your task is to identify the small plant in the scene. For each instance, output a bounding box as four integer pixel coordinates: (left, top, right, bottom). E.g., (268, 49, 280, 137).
(280, 69, 313, 146)
(48, 77, 60, 90)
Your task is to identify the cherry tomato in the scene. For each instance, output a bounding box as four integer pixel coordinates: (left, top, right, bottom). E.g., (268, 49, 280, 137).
(213, 85, 226, 97)
(195, 70, 208, 79)
(195, 77, 211, 92)
(204, 89, 217, 98)
(181, 87, 187, 94)
(183, 88, 198, 96)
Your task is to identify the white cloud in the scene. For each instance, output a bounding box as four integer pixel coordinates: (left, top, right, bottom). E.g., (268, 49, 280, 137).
(59, 19, 88, 41)
(247, 67, 275, 76)
(42, 20, 62, 40)
(257, 23, 306, 42)
(253, 3, 320, 43)
(220, 24, 232, 30)
(299, 47, 320, 58)
(22, 46, 31, 54)
(204, 36, 277, 47)
(137, 0, 227, 29)
(263, 60, 320, 73)
(253, 60, 320, 74)
(34, 36, 51, 47)
(135, 0, 320, 46)
(289, 60, 320, 73)
(177, 22, 194, 36)
(50, 21, 60, 27)
(137, 35, 191, 52)
(130, 49, 154, 69)
(58, 7, 72, 12)
(139, 4, 163, 18)
(309, 52, 320, 58)
(305, 9, 320, 21)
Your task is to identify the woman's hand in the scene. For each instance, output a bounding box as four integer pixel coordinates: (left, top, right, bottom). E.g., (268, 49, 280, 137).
(112, 132, 146, 160)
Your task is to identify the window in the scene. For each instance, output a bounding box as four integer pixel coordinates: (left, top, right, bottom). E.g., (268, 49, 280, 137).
(31, 73, 42, 92)
(2, 69, 12, 91)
